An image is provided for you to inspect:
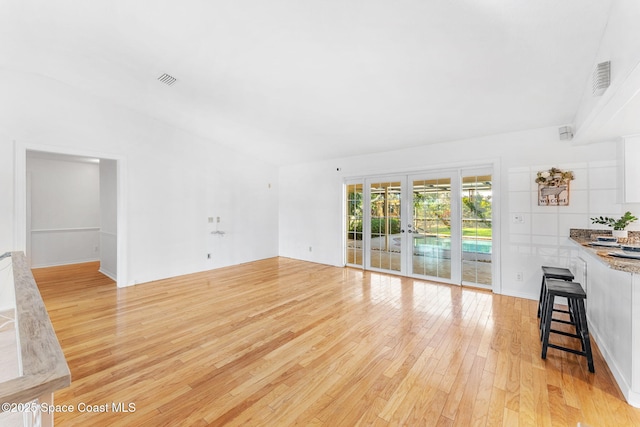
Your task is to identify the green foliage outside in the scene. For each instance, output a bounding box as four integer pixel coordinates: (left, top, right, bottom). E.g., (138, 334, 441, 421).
(347, 192, 364, 240)
(347, 217, 401, 240)
(428, 227, 492, 238)
(462, 195, 492, 227)
(346, 191, 492, 240)
(371, 218, 401, 235)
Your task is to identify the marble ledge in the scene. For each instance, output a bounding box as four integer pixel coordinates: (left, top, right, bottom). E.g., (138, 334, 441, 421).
(569, 229, 640, 275)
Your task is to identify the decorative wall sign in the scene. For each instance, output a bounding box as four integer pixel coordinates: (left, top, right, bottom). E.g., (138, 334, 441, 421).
(536, 167, 574, 206)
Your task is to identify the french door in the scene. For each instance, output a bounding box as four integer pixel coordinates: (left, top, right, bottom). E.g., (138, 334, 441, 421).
(346, 168, 493, 288)
(366, 177, 404, 274)
(409, 172, 460, 284)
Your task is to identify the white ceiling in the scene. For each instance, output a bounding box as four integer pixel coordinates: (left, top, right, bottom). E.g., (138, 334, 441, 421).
(0, 0, 612, 165)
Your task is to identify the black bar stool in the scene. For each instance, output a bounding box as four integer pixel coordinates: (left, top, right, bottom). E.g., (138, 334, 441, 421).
(538, 266, 574, 320)
(540, 278, 594, 373)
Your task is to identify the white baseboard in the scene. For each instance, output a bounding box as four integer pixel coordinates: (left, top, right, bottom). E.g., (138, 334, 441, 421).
(98, 267, 117, 282)
(588, 316, 640, 408)
(31, 258, 100, 269)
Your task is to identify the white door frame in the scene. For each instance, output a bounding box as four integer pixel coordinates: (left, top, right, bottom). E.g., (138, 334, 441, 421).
(13, 141, 128, 287)
(343, 160, 500, 293)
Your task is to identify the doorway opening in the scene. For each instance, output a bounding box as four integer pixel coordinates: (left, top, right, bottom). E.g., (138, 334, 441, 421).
(345, 167, 494, 290)
(15, 145, 126, 287)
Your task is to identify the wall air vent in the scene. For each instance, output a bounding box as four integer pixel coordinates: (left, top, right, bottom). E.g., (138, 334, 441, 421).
(592, 61, 610, 96)
(558, 125, 573, 140)
(157, 73, 177, 86)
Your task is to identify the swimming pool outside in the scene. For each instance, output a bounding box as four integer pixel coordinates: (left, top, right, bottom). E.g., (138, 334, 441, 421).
(413, 236, 492, 261)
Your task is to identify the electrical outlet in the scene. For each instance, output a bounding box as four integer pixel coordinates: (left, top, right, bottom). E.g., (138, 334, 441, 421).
(516, 272, 523, 281)
(216, 216, 221, 223)
(207, 253, 211, 259)
(309, 246, 312, 252)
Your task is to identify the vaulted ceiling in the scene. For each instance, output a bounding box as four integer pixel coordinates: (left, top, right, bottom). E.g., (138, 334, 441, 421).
(0, 0, 612, 165)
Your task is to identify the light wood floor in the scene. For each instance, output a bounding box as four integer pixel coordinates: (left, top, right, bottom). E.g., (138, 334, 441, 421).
(32, 258, 640, 426)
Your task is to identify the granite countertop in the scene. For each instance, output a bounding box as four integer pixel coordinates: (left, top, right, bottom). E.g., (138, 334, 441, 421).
(569, 229, 640, 274)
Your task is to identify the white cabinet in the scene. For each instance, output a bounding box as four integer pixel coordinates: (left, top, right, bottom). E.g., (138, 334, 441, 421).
(577, 247, 640, 407)
(586, 257, 633, 383)
(573, 256, 588, 293)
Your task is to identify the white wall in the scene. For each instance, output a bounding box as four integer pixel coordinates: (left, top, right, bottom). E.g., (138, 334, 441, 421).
(574, 0, 640, 134)
(0, 69, 279, 286)
(100, 159, 118, 280)
(279, 126, 625, 300)
(27, 154, 101, 268)
(0, 130, 13, 252)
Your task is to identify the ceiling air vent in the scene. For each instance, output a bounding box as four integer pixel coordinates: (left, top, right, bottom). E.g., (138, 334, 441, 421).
(157, 73, 177, 86)
(592, 61, 610, 96)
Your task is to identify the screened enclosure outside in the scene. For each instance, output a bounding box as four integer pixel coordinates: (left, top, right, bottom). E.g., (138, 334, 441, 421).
(369, 181, 402, 272)
(460, 174, 492, 286)
(411, 177, 452, 280)
(344, 171, 492, 289)
(346, 183, 363, 266)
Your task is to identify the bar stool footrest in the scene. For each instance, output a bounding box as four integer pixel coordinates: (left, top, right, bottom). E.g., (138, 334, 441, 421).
(551, 319, 576, 327)
(549, 328, 580, 339)
(546, 343, 588, 357)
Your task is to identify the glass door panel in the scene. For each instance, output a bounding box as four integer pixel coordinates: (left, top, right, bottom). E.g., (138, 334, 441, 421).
(461, 173, 492, 287)
(345, 183, 364, 266)
(410, 176, 453, 281)
(347, 167, 493, 290)
(368, 180, 402, 273)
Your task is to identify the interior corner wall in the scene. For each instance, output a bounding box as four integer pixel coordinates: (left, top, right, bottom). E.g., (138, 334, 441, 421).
(0, 68, 279, 286)
(278, 126, 619, 300)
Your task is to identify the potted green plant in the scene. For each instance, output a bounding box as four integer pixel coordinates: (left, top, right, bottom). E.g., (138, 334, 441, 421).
(590, 211, 638, 238)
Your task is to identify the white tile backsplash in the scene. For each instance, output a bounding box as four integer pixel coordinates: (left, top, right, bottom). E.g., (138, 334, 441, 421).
(499, 138, 620, 299)
(588, 159, 618, 168)
(508, 171, 533, 191)
(509, 218, 530, 235)
(532, 214, 558, 235)
(559, 190, 588, 213)
(558, 214, 589, 236)
(589, 166, 618, 189)
(534, 242, 560, 256)
(508, 191, 531, 212)
(509, 233, 532, 244)
(589, 189, 621, 213)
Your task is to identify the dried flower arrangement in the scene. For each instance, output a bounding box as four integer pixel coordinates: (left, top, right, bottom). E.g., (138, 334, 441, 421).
(535, 167, 575, 186)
